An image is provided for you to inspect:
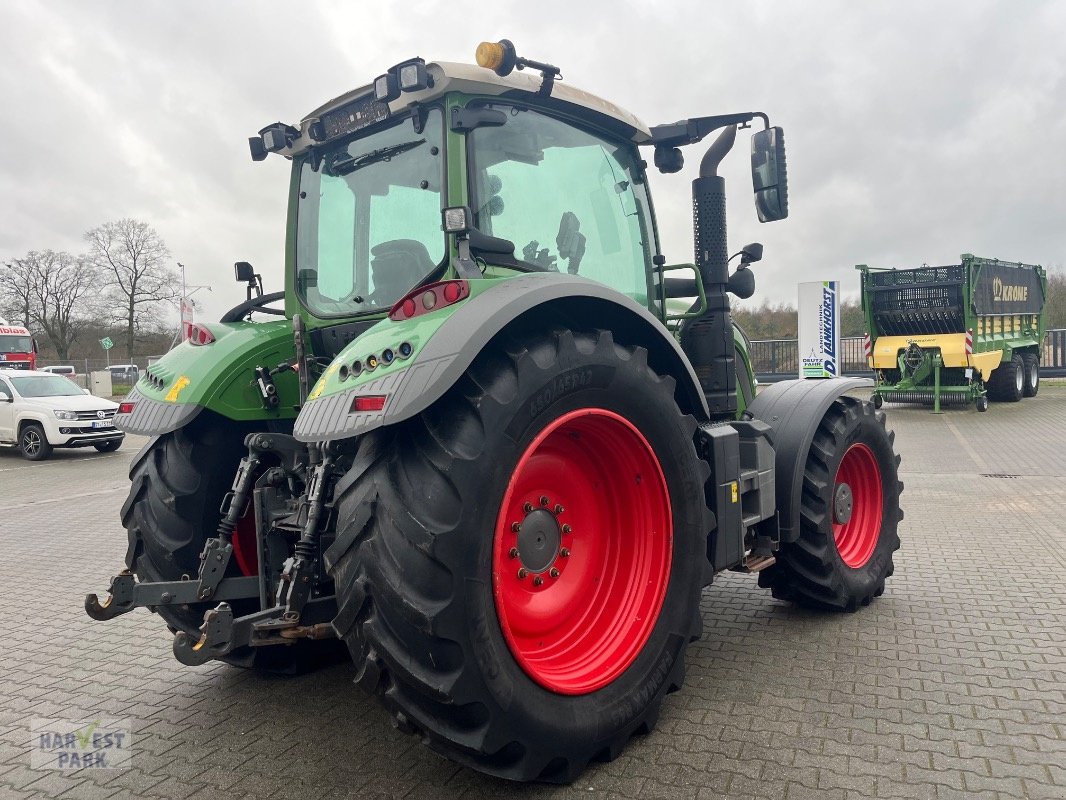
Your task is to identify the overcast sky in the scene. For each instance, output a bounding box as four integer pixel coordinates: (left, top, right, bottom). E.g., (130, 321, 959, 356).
(2, 0, 1064, 323)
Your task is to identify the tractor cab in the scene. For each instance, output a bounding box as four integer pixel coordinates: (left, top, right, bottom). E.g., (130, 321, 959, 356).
(252, 42, 787, 388)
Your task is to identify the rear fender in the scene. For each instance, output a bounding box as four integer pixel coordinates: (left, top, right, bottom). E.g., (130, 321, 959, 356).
(293, 274, 708, 442)
(746, 377, 873, 543)
(115, 320, 298, 436)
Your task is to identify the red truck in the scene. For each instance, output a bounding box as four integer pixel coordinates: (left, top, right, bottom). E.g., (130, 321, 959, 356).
(0, 323, 37, 371)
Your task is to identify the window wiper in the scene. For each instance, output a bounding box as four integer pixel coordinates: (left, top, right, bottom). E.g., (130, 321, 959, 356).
(328, 139, 426, 176)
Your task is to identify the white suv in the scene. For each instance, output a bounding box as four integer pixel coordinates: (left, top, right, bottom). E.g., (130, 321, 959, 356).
(0, 369, 124, 460)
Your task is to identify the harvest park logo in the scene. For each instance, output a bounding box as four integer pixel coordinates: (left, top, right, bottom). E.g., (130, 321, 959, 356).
(31, 718, 132, 769)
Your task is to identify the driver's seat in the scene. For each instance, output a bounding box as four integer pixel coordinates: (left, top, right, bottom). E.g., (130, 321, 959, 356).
(369, 239, 436, 306)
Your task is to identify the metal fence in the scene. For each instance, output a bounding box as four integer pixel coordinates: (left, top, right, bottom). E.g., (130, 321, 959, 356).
(752, 329, 1066, 382)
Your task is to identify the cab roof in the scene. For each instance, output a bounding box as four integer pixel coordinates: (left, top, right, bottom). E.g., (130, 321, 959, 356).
(285, 60, 652, 155)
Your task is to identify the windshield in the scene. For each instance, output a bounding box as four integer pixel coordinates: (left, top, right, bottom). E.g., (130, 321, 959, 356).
(295, 108, 446, 317)
(0, 334, 32, 352)
(468, 105, 655, 304)
(11, 375, 83, 397)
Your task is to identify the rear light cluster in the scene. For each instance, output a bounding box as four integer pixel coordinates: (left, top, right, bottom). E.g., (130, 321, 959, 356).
(338, 340, 415, 382)
(118, 402, 136, 414)
(389, 280, 470, 321)
(187, 324, 216, 346)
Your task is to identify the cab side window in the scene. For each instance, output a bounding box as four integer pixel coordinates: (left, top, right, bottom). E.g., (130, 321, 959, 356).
(468, 106, 654, 304)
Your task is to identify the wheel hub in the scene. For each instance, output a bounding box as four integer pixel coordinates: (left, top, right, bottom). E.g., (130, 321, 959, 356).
(834, 482, 854, 525)
(516, 508, 561, 573)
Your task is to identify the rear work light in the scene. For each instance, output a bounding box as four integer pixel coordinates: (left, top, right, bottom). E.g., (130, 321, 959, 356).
(350, 395, 387, 413)
(389, 280, 470, 321)
(118, 402, 136, 414)
(187, 324, 216, 346)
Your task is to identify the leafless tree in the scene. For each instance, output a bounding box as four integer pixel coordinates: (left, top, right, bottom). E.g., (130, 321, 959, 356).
(32, 251, 102, 360)
(0, 256, 38, 326)
(85, 218, 178, 359)
(0, 250, 102, 359)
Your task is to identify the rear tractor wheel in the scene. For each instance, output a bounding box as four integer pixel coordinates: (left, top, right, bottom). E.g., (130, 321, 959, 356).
(759, 398, 902, 611)
(326, 328, 711, 782)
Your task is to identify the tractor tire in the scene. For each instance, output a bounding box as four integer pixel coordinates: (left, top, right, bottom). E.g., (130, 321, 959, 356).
(759, 398, 902, 611)
(986, 354, 1024, 402)
(1022, 352, 1039, 398)
(19, 423, 53, 461)
(121, 416, 324, 672)
(326, 328, 711, 782)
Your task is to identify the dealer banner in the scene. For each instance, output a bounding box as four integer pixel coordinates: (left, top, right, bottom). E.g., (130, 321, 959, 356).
(798, 280, 840, 379)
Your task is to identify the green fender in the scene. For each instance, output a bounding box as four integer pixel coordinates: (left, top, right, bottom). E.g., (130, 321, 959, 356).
(293, 274, 710, 442)
(114, 319, 300, 435)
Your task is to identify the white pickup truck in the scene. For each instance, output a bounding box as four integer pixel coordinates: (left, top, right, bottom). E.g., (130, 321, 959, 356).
(0, 369, 124, 460)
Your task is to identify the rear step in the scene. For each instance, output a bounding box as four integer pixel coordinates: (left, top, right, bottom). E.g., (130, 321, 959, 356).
(735, 553, 776, 573)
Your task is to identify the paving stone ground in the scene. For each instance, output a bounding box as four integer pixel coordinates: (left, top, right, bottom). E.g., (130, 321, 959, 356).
(1, 387, 1064, 799)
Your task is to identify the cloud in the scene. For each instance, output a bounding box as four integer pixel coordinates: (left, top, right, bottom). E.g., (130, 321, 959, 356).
(1, 0, 1064, 325)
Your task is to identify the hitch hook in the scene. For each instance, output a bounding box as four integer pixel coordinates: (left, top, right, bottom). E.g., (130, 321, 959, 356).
(84, 571, 137, 621)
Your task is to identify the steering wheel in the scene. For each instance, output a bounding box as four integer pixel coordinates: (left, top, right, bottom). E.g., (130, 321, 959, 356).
(220, 291, 286, 323)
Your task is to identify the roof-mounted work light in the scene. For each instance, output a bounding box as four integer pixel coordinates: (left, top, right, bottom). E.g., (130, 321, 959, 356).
(398, 59, 430, 92)
(374, 73, 400, 103)
(249, 122, 300, 161)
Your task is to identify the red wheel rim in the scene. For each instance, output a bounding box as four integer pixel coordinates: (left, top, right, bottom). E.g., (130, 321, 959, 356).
(832, 443, 883, 568)
(232, 506, 259, 577)
(493, 408, 672, 695)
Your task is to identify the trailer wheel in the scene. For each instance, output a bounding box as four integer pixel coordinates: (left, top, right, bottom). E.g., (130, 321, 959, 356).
(1022, 353, 1039, 398)
(122, 418, 325, 671)
(976, 396, 989, 412)
(327, 328, 710, 782)
(986, 354, 1024, 402)
(872, 393, 883, 409)
(759, 399, 901, 611)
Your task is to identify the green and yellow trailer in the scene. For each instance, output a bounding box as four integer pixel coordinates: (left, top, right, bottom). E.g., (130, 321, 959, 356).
(857, 254, 1047, 412)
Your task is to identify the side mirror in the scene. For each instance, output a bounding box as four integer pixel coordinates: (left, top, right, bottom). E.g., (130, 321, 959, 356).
(235, 261, 263, 300)
(0, 392, 10, 403)
(751, 127, 788, 222)
(234, 262, 256, 283)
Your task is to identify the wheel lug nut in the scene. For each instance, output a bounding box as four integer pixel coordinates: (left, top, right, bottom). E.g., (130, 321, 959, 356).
(523, 503, 533, 513)
(562, 524, 572, 534)
(511, 521, 521, 533)
(508, 547, 519, 559)
(539, 496, 549, 506)
(549, 568, 560, 578)
(560, 548, 570, 558)
(517, 568, 528, 579)
(554, 504, 564, 515)
(533, 576, 543, 586)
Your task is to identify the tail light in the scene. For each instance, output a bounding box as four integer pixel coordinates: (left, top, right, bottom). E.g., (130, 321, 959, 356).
(389, 280, 470, 321)
(350, 395, 387, 413)
(118, 402, 136, 414)
(188, 324, 216, 346)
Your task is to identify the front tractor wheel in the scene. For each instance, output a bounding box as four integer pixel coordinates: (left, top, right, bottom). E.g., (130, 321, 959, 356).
(327, 329, 711, 782)
(759, 399, 902, 611)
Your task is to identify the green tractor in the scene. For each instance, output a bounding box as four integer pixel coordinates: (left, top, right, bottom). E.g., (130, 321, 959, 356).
(87, 40, 902, 782)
